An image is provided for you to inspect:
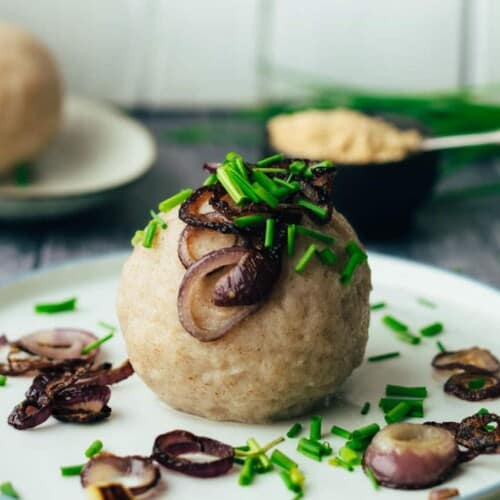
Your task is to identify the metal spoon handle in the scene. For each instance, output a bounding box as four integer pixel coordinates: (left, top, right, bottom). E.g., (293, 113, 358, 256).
(420, 129, 500, 151)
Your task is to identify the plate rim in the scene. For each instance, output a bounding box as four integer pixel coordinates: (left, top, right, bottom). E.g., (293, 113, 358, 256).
(0, 95, 157, 200)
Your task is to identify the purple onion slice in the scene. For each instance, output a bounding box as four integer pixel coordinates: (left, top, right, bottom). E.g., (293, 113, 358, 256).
(52, 385, 112, 423)
(177, 247, 260, 341)
(432, 347, 500, 374)
(178, 225, 240, 268)
(15, 328, 99, 361)
(363, 423, 459, 489)
(455, 413, 500, 453)
(81, 453, 160, 495)
(444, 372, 500, 401)
(76, 360, 134, 387)
(7, 399, 52, 430)
(152, 430, 234, 478)
(84, 484, 134, 499)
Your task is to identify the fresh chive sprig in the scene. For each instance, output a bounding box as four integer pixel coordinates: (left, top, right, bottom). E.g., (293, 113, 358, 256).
(367, 351, 400, 362)
(35, 297, 77, 314)
(158, 188, 193, 212)
(287, 422, 303, 439)
(386, 385, 428, 398)
(420, 322, 444, 337)
(81, 332, 114, 355)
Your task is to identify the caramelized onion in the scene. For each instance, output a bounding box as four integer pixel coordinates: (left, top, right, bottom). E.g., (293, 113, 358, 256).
(76, 360, 134, 387)
(52, 385, 111, 423)
(152, 430, 234, 478)
(455, 414, 500, 453)
(81, 454, 160, 495)
(177, 247, 260, 341)
(178, 225, 241, 268)
(363, 423, 459, 489)
(8, 398, 52, 430)
(444, 372, 500, 401)
(432, 347, 500, 374)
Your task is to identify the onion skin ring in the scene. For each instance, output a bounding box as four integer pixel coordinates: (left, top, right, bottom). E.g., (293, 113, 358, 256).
(76, 360, 134, 387)
(81, 453, 160, 495)
(432, 347, 500, 374)
(455, 414, 500, 453)
(444, 372, 500, 401)
(8, 399, 52, 430)
(85, 483, 135, 500)
(362, 423, 459, 490)
(152, 429, 234, 478)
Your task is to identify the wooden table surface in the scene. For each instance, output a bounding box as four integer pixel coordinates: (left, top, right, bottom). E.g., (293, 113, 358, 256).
(1, 111, 499, 288)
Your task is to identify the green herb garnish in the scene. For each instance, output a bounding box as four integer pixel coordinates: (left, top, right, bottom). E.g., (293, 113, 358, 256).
(85, 439, 103, 458)
(364, 466, 380, 490)
(0, 482, 19, 498)
(149, 210, 168, 229)
(468, 377, 485, 390)
(81, 332, 114, 355)
(158, 188, 193, 212)
(367, 351, 400, 362)
(252, 182, 279, 208)
(361, 402, 371, 415)
(309, 415, 322, 440)
(203, 173, 218, 186)
(351, 423, 380, 440)
(297, 199, 328, 219)
(370, 302, 386, 310)
(340, 241, 367, 284)
(419, 322, 444, 337)
(247, 438, 273, 473)
(297, 437, 324, 461)
(0, 375, 7, 386)
(264, 218, 275, 248)
(296, 225, 334, 245)
(35, 297, 77, 314)
(295, 244, 317, 273)
(317, 247, 337, 265)
(256, 153, 285, 167)
(287, 422, 303, 438)
(386, 385, 428, 398)
(382, 315, 408, 332)
(437, 340, 446, 352)
(287, 224, 296, 256)
(60, 464, 84, 476)
(338, 446, 362, 466)
(385, 401, 411, 424)
(271, 449, 297, 471)
(417, 297, 437, 308)
(142, 220, 158, 248)
(238, 457, 255, 486)
(330, 425, 352, 440)
(234, 214, 266, 228)
(379, 398, 424, 417)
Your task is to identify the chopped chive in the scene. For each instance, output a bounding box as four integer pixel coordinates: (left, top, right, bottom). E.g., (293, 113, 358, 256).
(296, 225, 334, 245)
(234, 214, 266, 228)
(321, 441, 333, 456)
(370, 302, 386, 310)
(437, 340, 446, 352)
(287, 422, 302, 438)
(309, 415, 322, 440)
(328, 456, 354, 471)
(0, 375, 6, 386)
(97, 321, 117, 332)
(468, 377, 485, 390)
(417, 297, 437, 308)
(131, 229, 144, 245)
(310, 160, 334, 170)
(85, 439, 103, 458)
(252, 182, 279, 208)
(289, 160, 306, 176)
(295, 244, 317, 273)
(216, 166, 248, 205)
(331, 425, 352, 440)
(385, 401, 411, 424)
(35, 297, 77, 314)
(247, 438, 273, 472)
(297, 437, 324, 461)
(81, 332, 114, 355)
(253, 167, 288, 174)
(274, 178, 301, 191)
(340, 241, 367, 284)
(203, 173, 218, 186)
(297, 199, 328, 219)
(280, 470, 302, 493)
(351, 423, 380, 440)
(234, 445, 250, 452)
(338, 446, 362, 466)
(386, 385, 428, 398)
(394, 330, 421, 345)
(379, 398, 424, 417)
(252, 169, 278, 193)
(420, 322, 444, 337)
(142, 221, 158, 248)
(271, 449, 297, 471)
(233, 155, 248, 179)
(234, 457, 245, 465)
(364, 466, 380, 490)
(230, 169, 261, 203)
(317, 247, 337, 265)
(477, 408, 490, 415)
(60, 464, 84, 476)
(264, 218, 275, 248)
(149, 210, 167, 229)
(287, 224, 296, 256)
(361, 402, 371, 415)
(382, 315, 408, 332)
(367, 351, 400, 362)
(158, 188, 193, 212)
(14, 163, 31, 187)
(238, 457, 256, 486)
(0, 482, 19, 499)
(345, 437, 371, 451)
(256, 153, 285, 167)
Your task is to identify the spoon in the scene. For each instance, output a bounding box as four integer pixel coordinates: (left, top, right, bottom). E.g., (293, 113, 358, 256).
(421, 129, 500, 151)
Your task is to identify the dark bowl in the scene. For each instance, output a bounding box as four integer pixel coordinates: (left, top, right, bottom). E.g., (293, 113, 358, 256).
(264, 113, 440, 240)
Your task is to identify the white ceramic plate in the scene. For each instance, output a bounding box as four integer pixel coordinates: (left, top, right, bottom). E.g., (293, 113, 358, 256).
(1, 253, 499, 500)
(0, 96, 156, 220)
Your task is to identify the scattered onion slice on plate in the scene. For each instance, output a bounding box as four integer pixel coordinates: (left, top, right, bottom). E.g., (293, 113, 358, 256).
(432, 347, 500, 374)
(363, 423, 459, 489)
(81, 453, 160, 495)
(444, 372, 500, 401)
(455, 413, 500, 453)
(152, 430, 234, 478)
(52, 385, 111, 423)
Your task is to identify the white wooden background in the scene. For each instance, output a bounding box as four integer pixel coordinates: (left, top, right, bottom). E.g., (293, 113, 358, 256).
(0, 0, 498, 108)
